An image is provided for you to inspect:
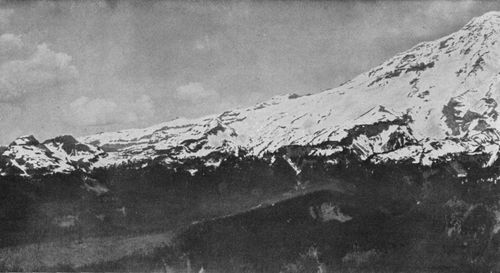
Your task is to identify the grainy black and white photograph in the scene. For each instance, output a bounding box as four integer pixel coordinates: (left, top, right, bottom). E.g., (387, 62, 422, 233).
(1, 0, 500, 272)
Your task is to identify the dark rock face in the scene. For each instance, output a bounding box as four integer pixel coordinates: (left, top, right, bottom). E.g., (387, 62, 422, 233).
(44, 135, 94, 154)
(9, 135, 40, 147)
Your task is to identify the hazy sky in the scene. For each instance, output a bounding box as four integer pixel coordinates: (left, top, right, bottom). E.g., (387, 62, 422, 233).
(0, 0, 499, 144)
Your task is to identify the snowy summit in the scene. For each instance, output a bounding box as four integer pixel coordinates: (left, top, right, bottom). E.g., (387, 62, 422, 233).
(3, 11, 500, 176)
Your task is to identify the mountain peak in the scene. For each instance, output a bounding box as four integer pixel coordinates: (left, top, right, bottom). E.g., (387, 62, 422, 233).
(467, 11, 500, 27)
(459, 11, 500, 42)
(9, 135, 39, 147)
(4, 12, 500, 177)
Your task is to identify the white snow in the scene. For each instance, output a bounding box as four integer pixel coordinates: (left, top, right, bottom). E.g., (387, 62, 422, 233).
(73, 12, 500, 170)
(6, 12, 500, 175)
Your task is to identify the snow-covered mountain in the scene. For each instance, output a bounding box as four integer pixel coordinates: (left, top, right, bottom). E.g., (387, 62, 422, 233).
(0, 135, 106, 176)
(4, 11, 500, 177)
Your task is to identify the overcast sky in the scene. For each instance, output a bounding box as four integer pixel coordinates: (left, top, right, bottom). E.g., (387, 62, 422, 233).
(0, 0, 499, 144)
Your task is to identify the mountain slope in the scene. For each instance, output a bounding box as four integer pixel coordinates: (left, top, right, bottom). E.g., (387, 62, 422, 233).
(80, 12, 500, 170)
(4, 12, 500, 176)
(0, 135, 105, 176)
(2, 12, 500, 272)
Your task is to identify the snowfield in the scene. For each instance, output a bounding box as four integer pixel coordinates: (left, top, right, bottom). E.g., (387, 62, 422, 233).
(3, 12, 500, 176)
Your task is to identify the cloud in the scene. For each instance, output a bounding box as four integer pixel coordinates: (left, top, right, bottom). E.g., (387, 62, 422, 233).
(0, 9, 14, 29)
(0, 33, 23, 54)
(0, 41, 78, 102)
(0, 102, 21, 122)
(69, 97, 118, 126)
(421, 0, 476, 20)
(67, 95, 155, 126)
(0, 103, 23, 143)
(0, 9, 79, 102)
(176, 82, 219, 101)
(194, 35, 220, 51)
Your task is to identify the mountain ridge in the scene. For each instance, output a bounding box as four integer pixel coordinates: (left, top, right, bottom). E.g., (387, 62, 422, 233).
(3, 11, 500, 176)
